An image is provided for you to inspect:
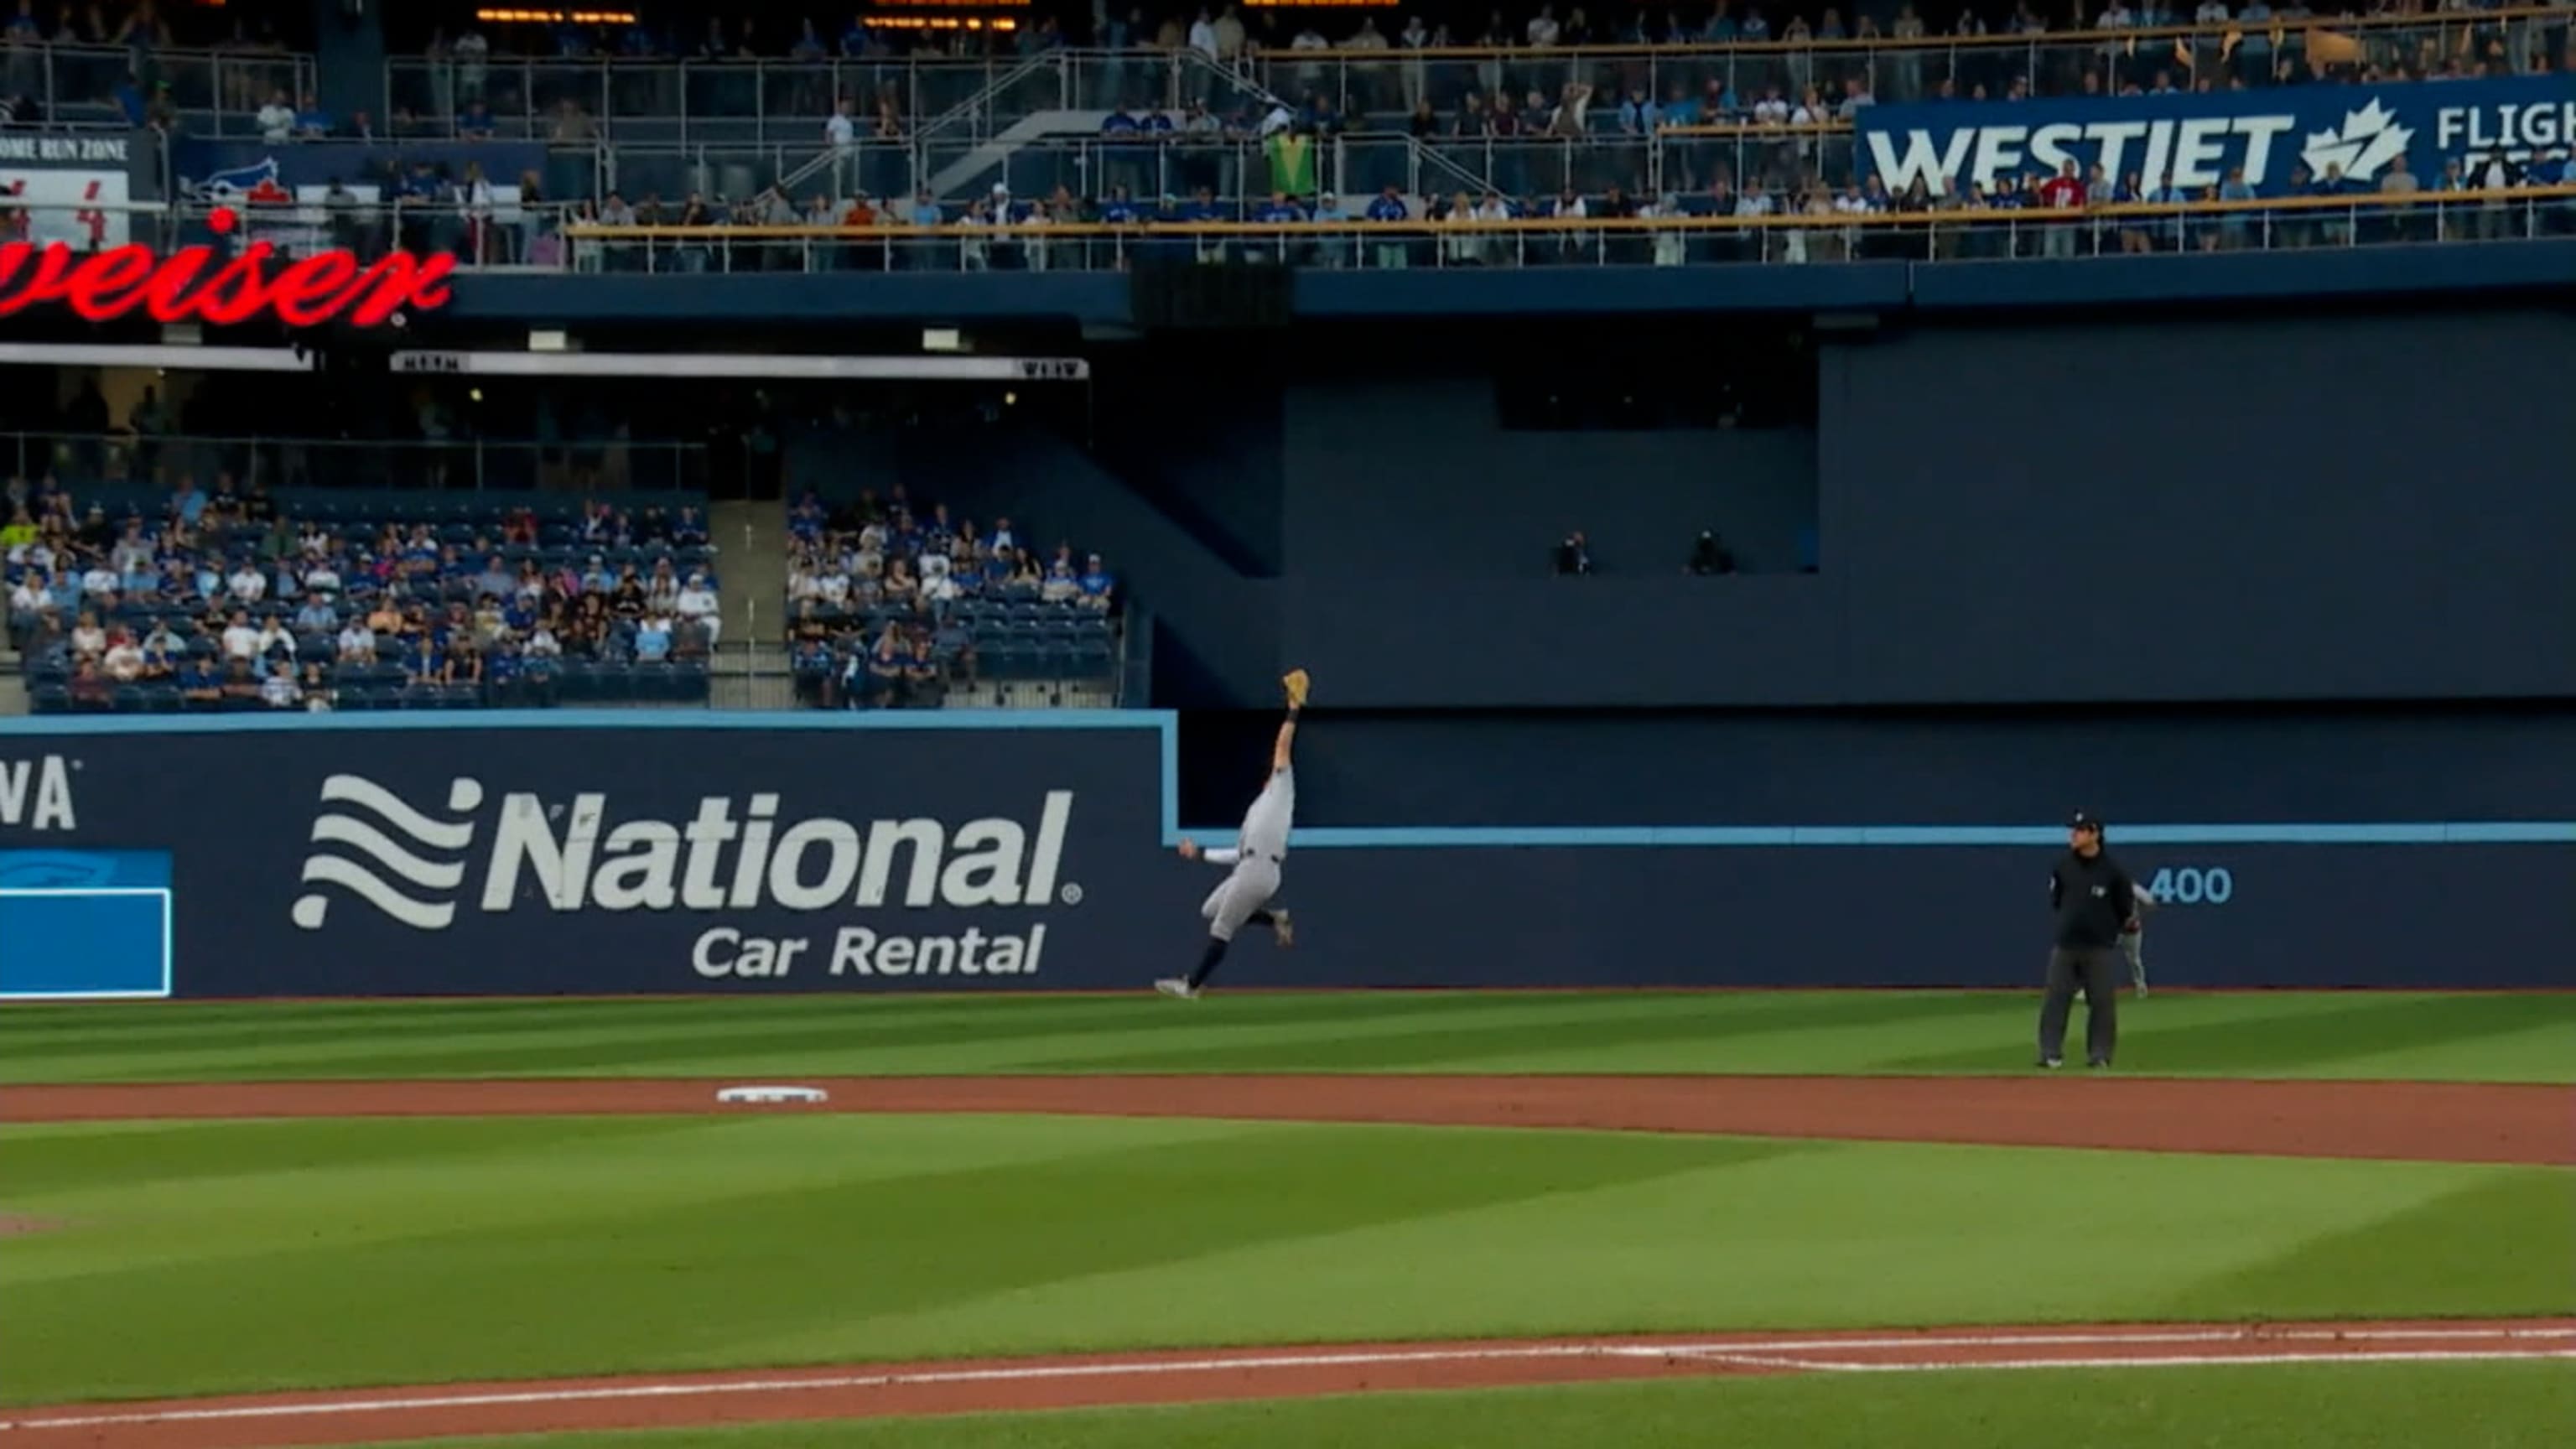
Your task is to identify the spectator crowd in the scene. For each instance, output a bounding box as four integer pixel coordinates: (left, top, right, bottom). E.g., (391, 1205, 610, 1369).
(538, 0, 2569, 270)
(375, 3, 2568, 158)
(2, 474, 720, 713)
(779, 486, 1119, 709)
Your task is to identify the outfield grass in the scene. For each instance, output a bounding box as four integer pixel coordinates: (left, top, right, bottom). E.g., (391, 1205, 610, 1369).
(2, 990, 2572, 1083)
(3, 1114, 2568, 1404)
(355, 1363, 2576, 1449)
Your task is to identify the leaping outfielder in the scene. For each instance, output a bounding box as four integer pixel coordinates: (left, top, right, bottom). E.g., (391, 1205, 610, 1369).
(1156, 669, 1308, 1000)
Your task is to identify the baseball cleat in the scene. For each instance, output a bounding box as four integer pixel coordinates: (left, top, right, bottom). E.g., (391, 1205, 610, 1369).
(2089, 1058, 2112, 1070)
(1273, 909, 1295, 948)
(1154, 978, 1199, 1000)
(2039, 1057, 2064, 1070)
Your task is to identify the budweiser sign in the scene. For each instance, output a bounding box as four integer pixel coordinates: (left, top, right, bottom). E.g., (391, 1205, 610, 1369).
(0, 210, 454, 328)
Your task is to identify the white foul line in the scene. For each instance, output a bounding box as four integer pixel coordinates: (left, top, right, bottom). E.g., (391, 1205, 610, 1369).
(3, 1328, 2570, 1434)
(1672, 1352, 1833, 1372)
(1757, 1349, 2576, 1374)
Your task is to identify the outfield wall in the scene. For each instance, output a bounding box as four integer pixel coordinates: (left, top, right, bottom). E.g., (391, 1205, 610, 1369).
(932, 309, 2576, 710)
(0, 714, 2567, 997)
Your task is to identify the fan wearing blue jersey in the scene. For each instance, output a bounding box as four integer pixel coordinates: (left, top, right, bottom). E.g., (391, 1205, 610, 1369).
(1156, 673, 1308, 999)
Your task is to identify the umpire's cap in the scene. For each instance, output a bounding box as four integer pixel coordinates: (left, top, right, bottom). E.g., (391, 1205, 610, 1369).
(2067, 811, 2104, 837)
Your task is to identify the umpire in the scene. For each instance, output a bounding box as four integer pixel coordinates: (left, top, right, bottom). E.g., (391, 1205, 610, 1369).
(2039, 811, 2137, 1069)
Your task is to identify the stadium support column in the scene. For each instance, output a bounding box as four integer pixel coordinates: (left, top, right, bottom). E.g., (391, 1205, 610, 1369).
(312, 0, 389, 129)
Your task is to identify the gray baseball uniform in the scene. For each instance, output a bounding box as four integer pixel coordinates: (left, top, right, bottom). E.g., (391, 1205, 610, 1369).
(2125, 886, 2157, 986)
(1198, 765, 1293, 941)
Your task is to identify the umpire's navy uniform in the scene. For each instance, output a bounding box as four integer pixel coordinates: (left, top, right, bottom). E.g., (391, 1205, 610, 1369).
(2040, 812, 2136, 1068)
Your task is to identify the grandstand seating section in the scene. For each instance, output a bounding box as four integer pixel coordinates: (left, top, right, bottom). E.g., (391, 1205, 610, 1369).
(4, 487, 719, 714)
(57, 5, 2559, 225)
(780, 493, 1119, 710)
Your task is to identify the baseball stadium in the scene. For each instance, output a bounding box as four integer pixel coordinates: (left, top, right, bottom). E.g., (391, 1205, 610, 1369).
(3, 3, 2573, 1447)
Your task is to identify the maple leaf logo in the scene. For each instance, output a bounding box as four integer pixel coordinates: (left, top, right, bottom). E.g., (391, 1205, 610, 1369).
(2300, 99, 2414, 181)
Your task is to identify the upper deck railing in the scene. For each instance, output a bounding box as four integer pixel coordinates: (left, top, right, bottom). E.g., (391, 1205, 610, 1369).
(382, 8, 2572, 144)
(1, 42, 317, 137)
(15, 181, 2570, 282)
(555, 184, 2576, 274)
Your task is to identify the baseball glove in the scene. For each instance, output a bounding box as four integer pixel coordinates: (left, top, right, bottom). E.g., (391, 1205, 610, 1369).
(1282, 667, 1311, 709)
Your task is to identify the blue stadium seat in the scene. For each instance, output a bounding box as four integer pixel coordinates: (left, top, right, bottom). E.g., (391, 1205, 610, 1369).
(990, 642, 1037, 680)
(626, 662, 673, 701)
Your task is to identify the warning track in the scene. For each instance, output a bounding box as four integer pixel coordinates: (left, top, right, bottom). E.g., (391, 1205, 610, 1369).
(5, 1074, 2568, 1165)
(3, 1322, 2568, 1449)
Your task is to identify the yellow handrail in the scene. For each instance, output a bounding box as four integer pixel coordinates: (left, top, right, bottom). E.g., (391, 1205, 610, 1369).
(562, 184, 2576, 241)
(1651, 122, 1857, 139)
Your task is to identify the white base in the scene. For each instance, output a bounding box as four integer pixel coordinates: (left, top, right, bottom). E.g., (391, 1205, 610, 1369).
(715, 1086, 831, 1104)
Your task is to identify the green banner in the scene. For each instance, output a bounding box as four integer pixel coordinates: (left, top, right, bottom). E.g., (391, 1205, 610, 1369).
(1265, 132, 1317, 195)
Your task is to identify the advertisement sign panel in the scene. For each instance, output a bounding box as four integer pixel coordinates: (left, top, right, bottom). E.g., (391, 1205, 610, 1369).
(1858, 75, 2576, 195)
(0, 131, 134, 247)
(0, 717, 2563, 996)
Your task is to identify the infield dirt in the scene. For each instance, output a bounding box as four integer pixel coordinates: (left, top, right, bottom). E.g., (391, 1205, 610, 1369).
(5, 1073, 2567, 1165)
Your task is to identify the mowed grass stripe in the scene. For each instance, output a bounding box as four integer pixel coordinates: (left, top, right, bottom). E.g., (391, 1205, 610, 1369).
(0, 994, 1701, 1079)
(0, 993, 1538, 1058)
(337, 1361, 2576, 1449)
(1882, 993, 2576, 1077)
(1015, 992, 2014, 1073)
(3, 992, 2570, 1083)
(1, 1114, 2565, 1404)
(49, 996, 1690, 1083)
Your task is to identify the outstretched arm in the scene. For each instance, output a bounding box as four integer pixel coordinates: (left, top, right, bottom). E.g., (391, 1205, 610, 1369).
(1176, 838, 1241, 865)
(1274, 669, 1308, 772)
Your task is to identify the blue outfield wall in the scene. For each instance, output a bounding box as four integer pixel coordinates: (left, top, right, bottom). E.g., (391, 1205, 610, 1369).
(0, 713, 2567, 996)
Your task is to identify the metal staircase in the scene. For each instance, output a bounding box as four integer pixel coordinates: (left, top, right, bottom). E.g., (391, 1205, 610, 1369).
(708, 500, 795, 709)
(912, 52, 1068, 149)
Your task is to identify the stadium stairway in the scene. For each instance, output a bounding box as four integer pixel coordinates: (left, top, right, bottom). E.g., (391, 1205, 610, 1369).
(0, 636, 25, 714)
(926, 112, 1110, 200)
(709, 499, 796, 709)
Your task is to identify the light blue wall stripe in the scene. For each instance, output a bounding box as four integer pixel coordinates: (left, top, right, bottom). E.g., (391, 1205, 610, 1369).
(1, 709, 2562, 849)
(0, 709, 1175, 735)
(1258, 823, 2576, 849)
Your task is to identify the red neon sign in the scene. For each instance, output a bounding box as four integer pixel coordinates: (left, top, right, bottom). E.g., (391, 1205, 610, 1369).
(0, 209, 454, 328)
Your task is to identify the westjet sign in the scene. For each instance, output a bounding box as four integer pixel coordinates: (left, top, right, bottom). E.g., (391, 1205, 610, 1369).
(1859, 76, 2576, 197)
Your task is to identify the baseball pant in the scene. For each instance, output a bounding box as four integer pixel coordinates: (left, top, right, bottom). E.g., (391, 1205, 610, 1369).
(1200, 858, 1282, 943)
(2038, 946, 2119, 1064)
